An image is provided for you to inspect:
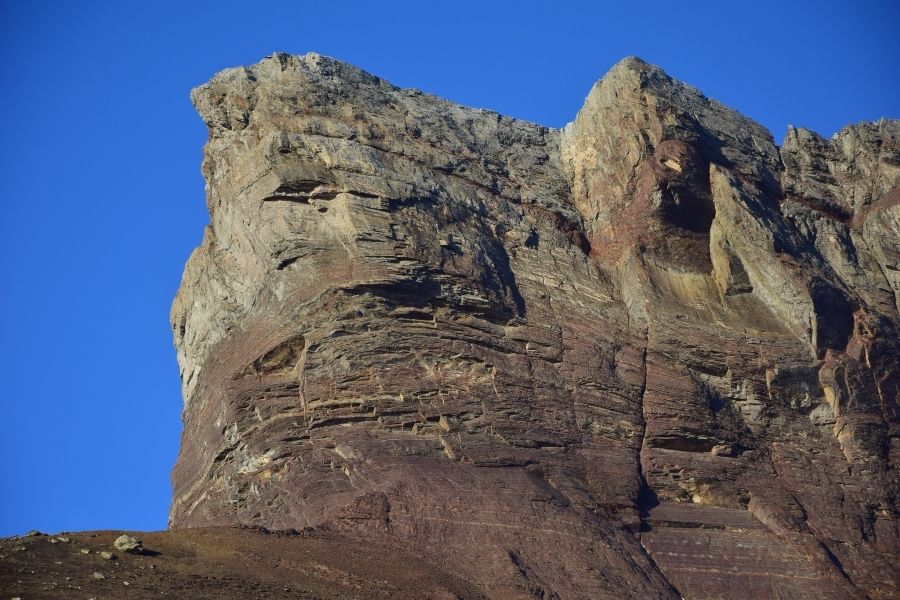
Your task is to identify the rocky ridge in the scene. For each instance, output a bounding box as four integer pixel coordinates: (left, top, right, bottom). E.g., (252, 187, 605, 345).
(170, 53, 899, 599)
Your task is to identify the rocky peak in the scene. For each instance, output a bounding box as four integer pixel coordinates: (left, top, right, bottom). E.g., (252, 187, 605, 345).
(171, 53, 899, 599)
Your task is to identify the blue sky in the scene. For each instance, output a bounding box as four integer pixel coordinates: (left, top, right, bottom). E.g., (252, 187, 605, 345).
(0, 0, 897, 536)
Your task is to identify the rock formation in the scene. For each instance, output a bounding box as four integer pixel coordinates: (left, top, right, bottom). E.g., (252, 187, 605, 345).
(170, 53, 899, 599)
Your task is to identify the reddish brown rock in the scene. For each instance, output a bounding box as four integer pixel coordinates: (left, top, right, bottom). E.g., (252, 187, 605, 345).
(170, 53, 900, 599)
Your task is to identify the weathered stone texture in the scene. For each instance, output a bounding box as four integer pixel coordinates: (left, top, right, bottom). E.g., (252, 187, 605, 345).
(171, 53, 899, 599)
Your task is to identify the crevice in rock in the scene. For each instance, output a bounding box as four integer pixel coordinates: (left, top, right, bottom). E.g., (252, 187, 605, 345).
(635, 326, 654, 521)
(632, 328, 681, 596)
(816, 536, 870, 599)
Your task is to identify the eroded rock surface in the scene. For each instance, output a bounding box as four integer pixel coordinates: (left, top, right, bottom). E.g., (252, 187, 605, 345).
(170, 53, 899, 599)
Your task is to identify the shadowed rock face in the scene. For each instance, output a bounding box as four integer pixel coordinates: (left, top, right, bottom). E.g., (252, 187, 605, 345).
(170, 53, 900, 600)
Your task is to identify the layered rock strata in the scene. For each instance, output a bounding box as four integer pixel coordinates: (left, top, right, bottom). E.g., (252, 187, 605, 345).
(171, 53, 900, 599)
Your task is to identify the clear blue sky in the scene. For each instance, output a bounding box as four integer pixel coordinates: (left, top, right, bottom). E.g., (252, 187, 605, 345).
(1, 0, 897, 536)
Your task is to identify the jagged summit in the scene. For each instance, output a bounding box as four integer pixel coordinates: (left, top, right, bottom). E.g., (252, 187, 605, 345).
(172, 53, 899, 599)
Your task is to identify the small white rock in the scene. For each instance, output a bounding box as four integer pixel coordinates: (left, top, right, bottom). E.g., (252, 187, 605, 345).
(113, 535, 143, 554)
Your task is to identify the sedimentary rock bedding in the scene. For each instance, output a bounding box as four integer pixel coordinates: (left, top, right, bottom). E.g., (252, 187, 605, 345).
(170, 53, 899, 599)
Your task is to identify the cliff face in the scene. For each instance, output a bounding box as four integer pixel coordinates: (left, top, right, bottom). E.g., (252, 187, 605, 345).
(170, 53, 900, 599)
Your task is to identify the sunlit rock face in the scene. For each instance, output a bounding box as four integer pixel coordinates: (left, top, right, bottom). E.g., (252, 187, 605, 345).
(170, 53, 899, 600)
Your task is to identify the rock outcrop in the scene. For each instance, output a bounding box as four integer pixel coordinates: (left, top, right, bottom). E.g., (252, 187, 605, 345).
(170, 53, 899, 599)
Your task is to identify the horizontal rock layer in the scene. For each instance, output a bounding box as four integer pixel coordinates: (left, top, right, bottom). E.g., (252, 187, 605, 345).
(171, 53, 900, 599)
